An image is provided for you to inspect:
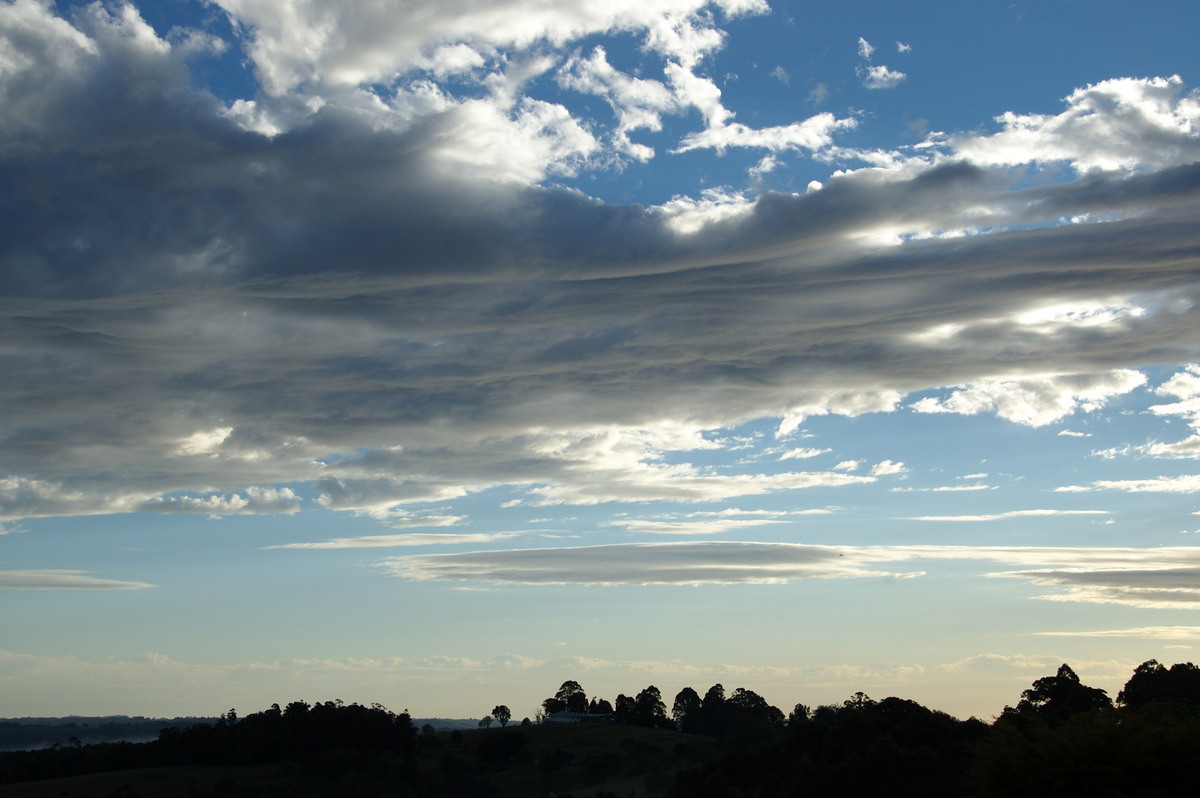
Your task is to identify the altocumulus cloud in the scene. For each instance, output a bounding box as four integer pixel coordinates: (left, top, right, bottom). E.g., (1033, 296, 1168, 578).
(0, 0, 1199, 535)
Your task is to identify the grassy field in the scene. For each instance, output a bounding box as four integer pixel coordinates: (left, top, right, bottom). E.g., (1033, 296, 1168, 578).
(0, 763, 290, 798)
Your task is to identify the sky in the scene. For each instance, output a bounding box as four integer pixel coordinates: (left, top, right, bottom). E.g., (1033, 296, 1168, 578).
(2, 0, 1200, 723)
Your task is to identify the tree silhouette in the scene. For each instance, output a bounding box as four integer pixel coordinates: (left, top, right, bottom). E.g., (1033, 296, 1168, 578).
(491, 705, 511, 727)
(1118, 659, 1200, 710)
(555, 680, 589, 713)
(633, 685, 670, 728)
(672, 687, 703, 733)
(1007, 663, 1111, 724)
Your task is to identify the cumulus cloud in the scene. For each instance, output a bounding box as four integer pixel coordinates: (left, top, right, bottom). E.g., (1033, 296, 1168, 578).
(861, 65, 906, 90)
(910, 371, 1147, 426)
(950, 76, 1200, 173)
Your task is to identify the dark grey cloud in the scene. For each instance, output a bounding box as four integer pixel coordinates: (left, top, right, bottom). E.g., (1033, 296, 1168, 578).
(380, 541, 875, 584)
(381, 542, 1200, 609)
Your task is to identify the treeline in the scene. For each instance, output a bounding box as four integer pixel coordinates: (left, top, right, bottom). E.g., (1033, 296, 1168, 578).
(669, 660, 1200, 797)
(0, 700, 420, 789)
(2, 660, 1200, 796)
(538, 680, 785, 735)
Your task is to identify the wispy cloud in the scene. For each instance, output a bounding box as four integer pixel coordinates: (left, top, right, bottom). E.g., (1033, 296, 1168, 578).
(1057, 475, 1200, 493)
(1037, 626, 1200, 639)
(909, 509, 1109, 522)
(0, 570, 154, 590)
(268, 532, 525, 549)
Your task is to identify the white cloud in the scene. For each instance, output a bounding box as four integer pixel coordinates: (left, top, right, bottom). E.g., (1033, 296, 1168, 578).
(861, 65, 906, 90)
(674, 110, 856, 155)
(910, 370, 1146, 427)
(1057, 474, 1200, 493)
(606, 515, 784, 535)
(950, 76, 1200, 173)
(143, 488, 303, 515)
(213, 0, 763, 96)
(857, 37, 874, 60)
(909, 509, 1108, 522)
(897, 42, 911, 53)
(1037, 626, 1200, 639)
(871, 460, 907, 476)
(779, 446, 831, 460)
(557, 45, 678, 161)
(176, 426, 234, 456)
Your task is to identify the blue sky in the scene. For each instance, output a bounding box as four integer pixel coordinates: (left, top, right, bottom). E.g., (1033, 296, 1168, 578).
(2, 0, 1200, 721)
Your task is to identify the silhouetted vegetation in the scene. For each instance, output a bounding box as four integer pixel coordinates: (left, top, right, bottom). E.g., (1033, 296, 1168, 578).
(4, 662, 1200, 797)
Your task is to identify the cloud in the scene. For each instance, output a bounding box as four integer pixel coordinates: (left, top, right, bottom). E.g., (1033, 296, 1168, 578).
(857, 37, 874, 60)
(380, 541, 886, 585)
(1, 1, 1200, 540)
(1057, 475, 1200, 493)
(779, 446, 831, 460)
(268, 531, 525, 549)
(0, 570, 154, 590)
(380, 542, 1200, 610)
(871, 460, 907, 476)
(606, 510, 791, 536)
(950, 76, 1200, 173)
(214, 0, 768, 96)
(910, 371, 1147, 427)
(1037, 626, 1200, 639)
(909, 509, 1109, 522)
(861, 65, 906, 90)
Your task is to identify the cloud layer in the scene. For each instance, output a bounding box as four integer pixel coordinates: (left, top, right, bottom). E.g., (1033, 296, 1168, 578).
(0, 0, 1198, 534)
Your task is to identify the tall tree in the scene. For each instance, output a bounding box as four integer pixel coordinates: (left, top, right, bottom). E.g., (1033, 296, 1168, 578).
(1006, 663, 1112, 724)
(699, 683, 727, 736)
(491, 705, 511, 727)
(634, 685, 668, 728)
(672, 687, 703, 733)
(555, 680, 589, 713)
